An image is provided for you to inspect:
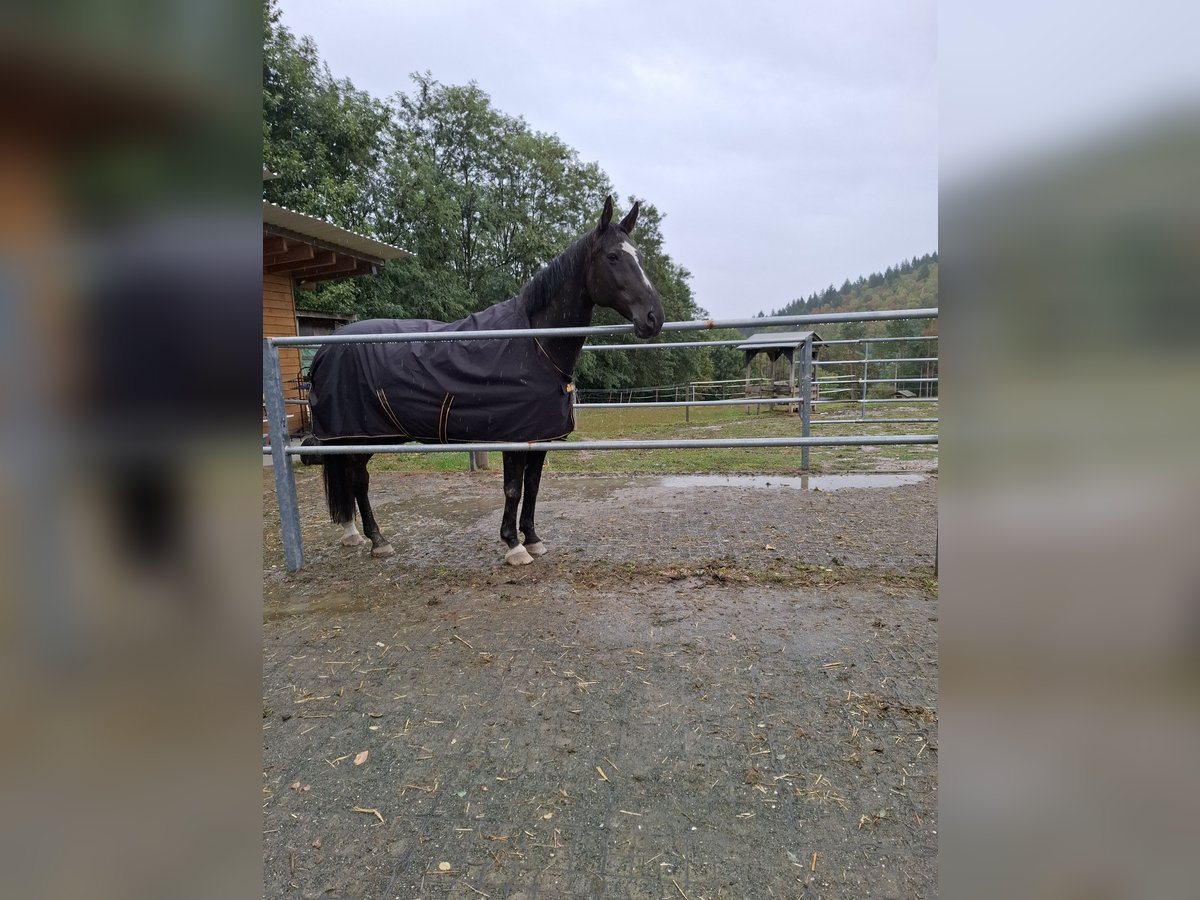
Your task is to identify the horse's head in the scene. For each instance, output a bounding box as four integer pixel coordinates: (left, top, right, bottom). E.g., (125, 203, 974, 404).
(585, 196, 665, 339)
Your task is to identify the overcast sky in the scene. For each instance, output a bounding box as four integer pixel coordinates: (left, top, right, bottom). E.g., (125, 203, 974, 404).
(277, 0, 938, 320)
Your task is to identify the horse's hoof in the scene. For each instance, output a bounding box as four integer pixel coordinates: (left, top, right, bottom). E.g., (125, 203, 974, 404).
(505, 545, 534, 566)
(371, 543, 395, 558)
(341, 534, 366, 547)
(524, 541, 547, 557)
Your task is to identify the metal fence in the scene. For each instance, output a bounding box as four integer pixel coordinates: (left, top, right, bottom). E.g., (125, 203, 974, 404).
(264, 308, 938, 571)
(575, 333, 939, 425)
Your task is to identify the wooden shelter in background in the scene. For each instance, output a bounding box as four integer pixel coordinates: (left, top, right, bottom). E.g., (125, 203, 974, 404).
(262, 187, 409, 435)
(736, 331, 823, 402)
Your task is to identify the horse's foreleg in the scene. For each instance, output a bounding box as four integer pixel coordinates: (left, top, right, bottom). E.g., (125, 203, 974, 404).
(501, 452, 533, 565)
(519, 450, 548, 556)
(353, 456, 393, 558)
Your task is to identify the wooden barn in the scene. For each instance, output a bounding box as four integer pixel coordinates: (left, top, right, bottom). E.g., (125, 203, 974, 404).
(262, 191, 408, 435)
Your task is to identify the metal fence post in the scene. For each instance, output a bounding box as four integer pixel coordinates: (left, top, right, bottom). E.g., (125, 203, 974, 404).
(800, 337, 813, 472)
(263, 338, 305, 572)
(861, 340, 870, 418)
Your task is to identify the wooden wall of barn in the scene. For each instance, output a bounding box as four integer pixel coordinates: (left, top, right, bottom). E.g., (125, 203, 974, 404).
(262, 271, 303, 435)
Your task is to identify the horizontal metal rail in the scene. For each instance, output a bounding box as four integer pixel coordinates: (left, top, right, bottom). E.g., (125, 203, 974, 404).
(287, 434, 938, 456)
(588, 340, 941, 353)
(269, 308, 938, 348)
(817, 397, 938, 404)
(578, 396, 804, 409)
(859, 377, 939, 384)
(817, 335, 938, 345)
(818, 357, 939, 366)
(586, 339, 751, 351)
(813, 417, 939, 425)
(577, 396, 942, 410)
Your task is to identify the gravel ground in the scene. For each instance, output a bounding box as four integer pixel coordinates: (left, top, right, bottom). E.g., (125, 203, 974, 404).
(264, 466, 938, 899)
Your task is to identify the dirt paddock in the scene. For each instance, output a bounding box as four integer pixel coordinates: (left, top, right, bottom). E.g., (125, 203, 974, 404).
(264, 466, 938, 899)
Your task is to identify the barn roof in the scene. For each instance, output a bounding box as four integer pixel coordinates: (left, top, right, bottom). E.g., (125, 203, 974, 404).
(736, 330, 821, 351)
(263, 201, 410, 285)
(736, 330, 824, 363)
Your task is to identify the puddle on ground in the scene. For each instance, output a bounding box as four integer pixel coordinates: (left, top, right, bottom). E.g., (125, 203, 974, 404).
(656, 473, 928, 491)
(264, 592, 366, 621)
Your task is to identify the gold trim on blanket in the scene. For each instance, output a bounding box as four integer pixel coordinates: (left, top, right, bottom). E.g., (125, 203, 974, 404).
(376, 389, 411, 437)
(438, 393, 453, 444)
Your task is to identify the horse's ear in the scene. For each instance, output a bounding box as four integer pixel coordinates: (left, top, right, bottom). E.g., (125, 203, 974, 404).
(597, 195, 614, 233)
(619, 201, 640, 235)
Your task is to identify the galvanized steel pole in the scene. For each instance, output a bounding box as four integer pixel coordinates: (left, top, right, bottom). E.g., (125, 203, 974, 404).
(263, 339, 304, 572)
(861, 342, 869, 418)
(801, 337, 813, 472)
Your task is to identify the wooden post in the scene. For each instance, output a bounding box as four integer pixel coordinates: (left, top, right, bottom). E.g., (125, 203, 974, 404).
(788, 349, 798, 412)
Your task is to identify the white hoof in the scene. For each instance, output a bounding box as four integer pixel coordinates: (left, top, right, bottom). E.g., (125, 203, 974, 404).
(524, 541, 547, 557)
(370, 543, 395, 559)
(505, 545, 534, 566)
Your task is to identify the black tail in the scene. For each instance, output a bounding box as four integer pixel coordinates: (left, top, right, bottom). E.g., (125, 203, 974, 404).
(321, 455, 359, 524)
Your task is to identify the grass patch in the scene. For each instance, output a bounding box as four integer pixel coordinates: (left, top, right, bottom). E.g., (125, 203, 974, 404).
(369, 403, 937, 476)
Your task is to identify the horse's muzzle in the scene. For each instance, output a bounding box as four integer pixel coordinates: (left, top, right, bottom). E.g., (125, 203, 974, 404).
(634, 308, 662, 339)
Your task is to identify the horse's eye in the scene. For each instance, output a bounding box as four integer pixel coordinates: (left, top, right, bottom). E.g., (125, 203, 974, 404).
(606, 252, 619, 262)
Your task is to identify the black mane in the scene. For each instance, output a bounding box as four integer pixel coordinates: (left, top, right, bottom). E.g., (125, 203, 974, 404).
(517, 232, 593, 316)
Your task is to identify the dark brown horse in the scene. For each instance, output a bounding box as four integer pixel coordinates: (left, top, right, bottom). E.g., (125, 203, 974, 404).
(305, 197, 664, 565)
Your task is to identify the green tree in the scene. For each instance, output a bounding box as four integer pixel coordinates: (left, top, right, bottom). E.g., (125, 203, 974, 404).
(262, 0, 389, 230)
(262, 9, 720, 393)
(370, 73, 614, 320)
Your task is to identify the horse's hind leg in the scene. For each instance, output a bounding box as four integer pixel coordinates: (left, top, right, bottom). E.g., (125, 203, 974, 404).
(519, 451, 548, 556)
(323, 454, 365, 546)
(340, 519, 366, 547)
(501, 452, 533, 565)
(353, 455, 394, 558)
(340, 455, 365, 548)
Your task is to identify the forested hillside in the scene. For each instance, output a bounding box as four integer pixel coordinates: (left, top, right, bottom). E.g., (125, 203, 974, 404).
(756, 254, 939, 394)
(770, 253, 937, 315)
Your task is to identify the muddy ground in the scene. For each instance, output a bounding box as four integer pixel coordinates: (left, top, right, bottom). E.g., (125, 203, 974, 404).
(264, 466, 938, 899)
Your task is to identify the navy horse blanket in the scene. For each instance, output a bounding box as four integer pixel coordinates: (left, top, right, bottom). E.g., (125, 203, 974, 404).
(308, 298, 575, 444)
